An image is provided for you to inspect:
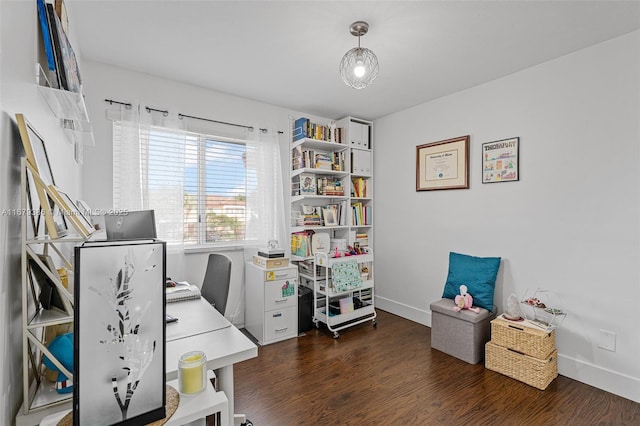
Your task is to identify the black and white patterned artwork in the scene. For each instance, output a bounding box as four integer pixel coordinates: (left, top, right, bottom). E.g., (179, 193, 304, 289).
(74, 240, 166, 426)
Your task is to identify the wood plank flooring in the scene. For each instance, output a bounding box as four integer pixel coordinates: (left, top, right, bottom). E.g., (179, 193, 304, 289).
(229, 310, 639, 425)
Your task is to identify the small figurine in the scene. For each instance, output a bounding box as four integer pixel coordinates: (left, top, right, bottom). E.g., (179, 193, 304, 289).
(333, 246, 342, 258)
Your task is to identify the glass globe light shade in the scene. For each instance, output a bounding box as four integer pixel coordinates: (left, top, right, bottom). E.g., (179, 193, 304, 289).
(339, 46, 379, 89)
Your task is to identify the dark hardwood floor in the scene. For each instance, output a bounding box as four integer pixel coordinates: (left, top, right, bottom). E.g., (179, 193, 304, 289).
(229, 310, 639, 425)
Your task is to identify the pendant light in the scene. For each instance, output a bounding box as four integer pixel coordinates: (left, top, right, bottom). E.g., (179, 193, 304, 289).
(339, 21, 379, 89)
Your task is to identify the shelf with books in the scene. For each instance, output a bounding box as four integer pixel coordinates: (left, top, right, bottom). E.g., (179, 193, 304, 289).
(290, 116, 374, 339)
(36, 0, 94, 147)
(292, 144, 347, 174)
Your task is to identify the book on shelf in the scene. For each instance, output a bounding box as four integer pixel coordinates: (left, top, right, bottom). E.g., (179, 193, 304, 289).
(293, 117, 337, 143)
(351, 177, 368, 198)
(297, 214, 321, 226)
(355, 232, 369, 247)
(37, 0, 60, 89)
(45, 3, 66, 90)
(48, 3, 81, 92)
(351, 203, 371, 226)
(293, 117, 310, 141)
(292, 145, 304, 170)
(317, 176, 344, 196)
(314, 152, 333, 170)
(291, 230, 314, 258)
(166, 281, 201, 303)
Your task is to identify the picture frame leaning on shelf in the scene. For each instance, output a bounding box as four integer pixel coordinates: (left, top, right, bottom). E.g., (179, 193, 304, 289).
(16, 113, 66, 238)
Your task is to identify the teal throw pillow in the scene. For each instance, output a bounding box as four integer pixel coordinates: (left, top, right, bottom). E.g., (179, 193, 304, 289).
(442, 252, 501, 312)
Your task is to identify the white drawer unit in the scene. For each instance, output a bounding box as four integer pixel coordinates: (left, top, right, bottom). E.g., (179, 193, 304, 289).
(245, 262, 298, 345)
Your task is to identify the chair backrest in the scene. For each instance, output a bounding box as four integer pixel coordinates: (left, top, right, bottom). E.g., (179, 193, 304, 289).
(201, 253, 232, 315)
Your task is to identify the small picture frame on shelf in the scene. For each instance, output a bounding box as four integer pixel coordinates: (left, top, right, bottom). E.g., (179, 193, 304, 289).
(322, 208, 337, 226)
(48, 185, 95, 237)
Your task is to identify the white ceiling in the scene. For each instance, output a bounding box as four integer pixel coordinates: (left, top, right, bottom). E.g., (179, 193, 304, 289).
(68, 1, 640, 121)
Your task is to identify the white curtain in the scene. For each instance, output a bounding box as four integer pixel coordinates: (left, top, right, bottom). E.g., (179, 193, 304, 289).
(111, 102, 187, 278)
(227, 128, 286, 325)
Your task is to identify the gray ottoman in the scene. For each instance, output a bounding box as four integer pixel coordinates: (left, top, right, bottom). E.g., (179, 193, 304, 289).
(430, 298, 496, 364)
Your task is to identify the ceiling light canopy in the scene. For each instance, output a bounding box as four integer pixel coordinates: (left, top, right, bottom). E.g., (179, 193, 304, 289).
(339, 21, 379, 89)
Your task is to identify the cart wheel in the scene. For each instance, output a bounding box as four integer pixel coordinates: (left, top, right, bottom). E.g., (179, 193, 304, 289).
(372, 320, 377, 327)
(333, 332, 340, 339)
(315, 322, 320, 329)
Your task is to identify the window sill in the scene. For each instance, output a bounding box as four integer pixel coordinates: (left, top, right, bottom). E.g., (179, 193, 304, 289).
(182, 244, 245, 254)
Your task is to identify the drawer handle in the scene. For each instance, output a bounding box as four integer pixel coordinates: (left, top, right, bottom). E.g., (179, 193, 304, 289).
(275, 327, 288, 332)
(275, 299, 288, 303)
(275, 272, 288, 277)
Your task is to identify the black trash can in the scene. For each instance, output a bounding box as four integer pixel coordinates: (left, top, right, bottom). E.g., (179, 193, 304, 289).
(298, 285, 313, 333)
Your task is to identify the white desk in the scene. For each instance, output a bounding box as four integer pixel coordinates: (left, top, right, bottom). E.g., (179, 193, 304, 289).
(166, 298, 257, 426)
(21, 297, 257, 426)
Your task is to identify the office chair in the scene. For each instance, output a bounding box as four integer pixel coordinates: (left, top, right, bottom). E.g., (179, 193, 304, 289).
(200, 253, 232, 316)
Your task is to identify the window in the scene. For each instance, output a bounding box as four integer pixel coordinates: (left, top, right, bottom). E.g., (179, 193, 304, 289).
(113, 122, 257, 247)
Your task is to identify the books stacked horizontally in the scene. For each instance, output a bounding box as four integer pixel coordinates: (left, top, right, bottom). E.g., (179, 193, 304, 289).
(253, 246, 289, 269)
(166, 281, 201, 303)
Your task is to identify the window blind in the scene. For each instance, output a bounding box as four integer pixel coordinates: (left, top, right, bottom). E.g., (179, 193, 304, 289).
(113, 121, 251, 247)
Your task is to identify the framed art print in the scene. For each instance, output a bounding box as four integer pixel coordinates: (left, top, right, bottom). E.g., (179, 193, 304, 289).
(74, 240, 166, 426)
(416, 135, 470, 191)
(482, 137, 519, 183)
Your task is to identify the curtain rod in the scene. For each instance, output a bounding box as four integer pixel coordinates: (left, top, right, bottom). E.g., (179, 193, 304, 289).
(105, 98, 284, 134)
(177, 113, 254, 132)
(104, 98, 132, 109)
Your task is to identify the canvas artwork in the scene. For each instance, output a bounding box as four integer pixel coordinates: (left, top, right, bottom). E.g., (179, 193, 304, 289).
(74, 240, 166, 426)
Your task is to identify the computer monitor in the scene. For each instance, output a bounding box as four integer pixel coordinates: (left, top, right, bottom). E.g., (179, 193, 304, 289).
(104, 210, 157, 241)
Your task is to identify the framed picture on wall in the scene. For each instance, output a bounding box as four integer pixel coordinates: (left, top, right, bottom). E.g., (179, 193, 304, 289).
(74, 240, 166, 426)
(482, 137, 520, 183)
(416, 135, 470, 191)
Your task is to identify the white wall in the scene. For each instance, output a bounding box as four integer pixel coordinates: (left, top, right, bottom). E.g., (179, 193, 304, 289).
(374, 30, 640, 402)
(1, 1, 83, 423)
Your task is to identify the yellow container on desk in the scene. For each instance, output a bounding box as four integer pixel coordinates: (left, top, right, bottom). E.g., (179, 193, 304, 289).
(178, 351, 207, 395)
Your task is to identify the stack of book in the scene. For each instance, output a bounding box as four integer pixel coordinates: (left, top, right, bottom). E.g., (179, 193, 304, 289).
(317, 177, 344, 196)
(297, 214, 322, 226)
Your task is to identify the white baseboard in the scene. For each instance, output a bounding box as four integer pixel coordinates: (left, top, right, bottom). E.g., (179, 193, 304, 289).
(558, 355, 640, 403)
(375, 295, 640, 404)
(374, 295, 431, 327)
